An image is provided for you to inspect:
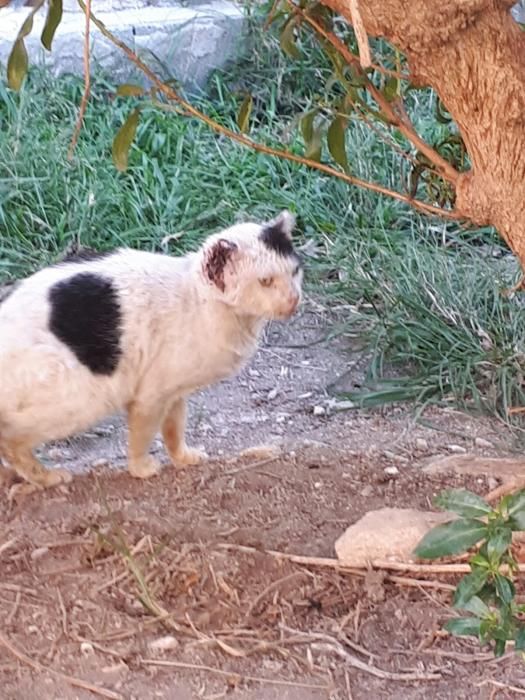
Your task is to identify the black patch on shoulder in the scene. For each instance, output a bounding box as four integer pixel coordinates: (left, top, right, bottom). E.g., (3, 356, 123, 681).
(61, 247, 114, 263)
(48, 272, 122, 375)
(260, 224, 296, 258)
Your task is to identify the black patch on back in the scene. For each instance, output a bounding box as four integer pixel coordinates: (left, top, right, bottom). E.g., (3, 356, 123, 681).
(61, 247, 114, 264)
(48, 272, 122, 375)
(260, 224, 296, 258)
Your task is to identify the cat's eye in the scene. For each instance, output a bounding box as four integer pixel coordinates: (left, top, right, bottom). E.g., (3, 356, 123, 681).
(259, 277, 274, 287)
(292, 265, 300, 276)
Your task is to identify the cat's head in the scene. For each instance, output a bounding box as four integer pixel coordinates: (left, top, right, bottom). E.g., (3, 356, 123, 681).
(200, 211, 303, 320)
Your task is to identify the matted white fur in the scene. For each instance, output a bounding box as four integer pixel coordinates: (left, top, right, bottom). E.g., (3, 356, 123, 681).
(0, 211, 302, 492)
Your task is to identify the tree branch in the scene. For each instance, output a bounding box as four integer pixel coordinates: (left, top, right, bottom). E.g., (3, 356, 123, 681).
(68, 0, 91, 160)
(76, 0, 459, 221)
(292, 2, 460, 186)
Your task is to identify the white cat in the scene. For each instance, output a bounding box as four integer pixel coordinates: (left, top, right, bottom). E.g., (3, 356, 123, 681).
(0, 210, 302, 491)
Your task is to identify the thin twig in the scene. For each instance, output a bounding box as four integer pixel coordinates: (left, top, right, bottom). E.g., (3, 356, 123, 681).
(388, 575, 455, 591)
(280, 625, 441, 681)
(76, 0, 458, 221)
(476, 679, 525, 695)
(0, 630, 122, 699)
(245, 572, 308, 618)
(291, 1, 459, 185)
(216, 542, 525, 575)
(5, 591, 21, 626)
(68, 0, 91, 159)
(56, 587, 68, 637)
(140, 658, 331, 690)
(0, 538, 17, 557)
(223, 456, 280, 477)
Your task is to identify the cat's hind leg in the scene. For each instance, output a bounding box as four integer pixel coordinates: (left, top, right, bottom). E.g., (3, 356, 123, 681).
(1, 439, 72, 491)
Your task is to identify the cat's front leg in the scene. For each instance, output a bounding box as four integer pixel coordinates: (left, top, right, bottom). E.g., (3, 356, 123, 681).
(162, 398, 206, 467)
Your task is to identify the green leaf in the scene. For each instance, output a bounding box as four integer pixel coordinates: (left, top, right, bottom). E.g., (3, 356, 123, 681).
(435, 98, 452, 124)
(494, 638, 506, 656)
(116, 84, 146, 97)
(515, 625, 525, 650)
(463, 595, 491, 618)
(494, 574, 515, 605)
(487, 527, 512, 562)
(409, 162, 426, 198)
(506, 489, 525, 523)
(434, 489, 491, 518)
(304, 124, 323, 162)
(7, 0, 45, 91)
(19, 12, 36, 38)
(41, 0, 63, 51)
(469, 553, 490, 568)
(383, 75, 399, 102)
(7, 39, 28, 91)
(300, 109, 318, 145)
(112, 108, 141, 172)
(327, 116, 349, 173)
(280, 16, 301, 60)
(236, 93, 253, 134)
(444, 617, 482, 638)
(414, 518, 487, 559)
(453, 568, 489, 609)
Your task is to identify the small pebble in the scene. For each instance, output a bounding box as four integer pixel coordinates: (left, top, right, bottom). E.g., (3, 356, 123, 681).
(91, 458, 109, 469)
(313, 405, 325, 416)
(81, 642, 94, 655)
(30, 546, 49, 560)
(360, 484, 374, 497)
(267, 388, 278, 401)
(384, 466, 400, 477)
(415, 438, 428, 450)
(447, 444, 467, 454)
(475, 437, 493, 448)
(487, 476, 499, 491)
(149, 635, 179, 651)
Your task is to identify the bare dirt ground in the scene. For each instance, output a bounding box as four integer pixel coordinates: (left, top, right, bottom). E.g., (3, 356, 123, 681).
(2, 298, 525, 699)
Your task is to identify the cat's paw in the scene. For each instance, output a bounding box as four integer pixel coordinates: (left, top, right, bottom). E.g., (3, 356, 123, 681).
(46, 467, 73, 486)
(171, 446, 207, 467)
(128, 456, 162, 479)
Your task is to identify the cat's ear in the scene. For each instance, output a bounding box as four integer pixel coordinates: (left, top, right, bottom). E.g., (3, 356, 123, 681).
(267, 210, 295, 240)
(260, 210, 296, 256)
(203, 238, 239, 291)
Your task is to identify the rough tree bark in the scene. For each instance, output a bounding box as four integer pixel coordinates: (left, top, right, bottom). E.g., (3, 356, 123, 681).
(321, 0, 525, 266)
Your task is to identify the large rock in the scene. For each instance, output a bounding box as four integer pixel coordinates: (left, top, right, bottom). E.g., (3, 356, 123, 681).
(422, 453, 525, 480)
(335, 507, 455, 567)
(0, 1, 245, 89)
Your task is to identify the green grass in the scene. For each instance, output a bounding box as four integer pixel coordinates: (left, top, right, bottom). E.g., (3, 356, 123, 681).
(0, 17, 524, 424)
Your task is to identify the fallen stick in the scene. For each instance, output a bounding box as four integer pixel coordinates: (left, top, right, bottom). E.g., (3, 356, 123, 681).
(216, 542, 506, 575)
(140, 658, 331, 690)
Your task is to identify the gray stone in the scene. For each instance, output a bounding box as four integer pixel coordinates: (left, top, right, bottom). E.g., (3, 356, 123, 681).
(335, 507, 456, 567)
(0, 1, 245, 89)
(422, 453, 525, 479)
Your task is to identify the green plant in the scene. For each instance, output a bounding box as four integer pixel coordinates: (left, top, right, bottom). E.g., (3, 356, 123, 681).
(415, 488, 525, 656)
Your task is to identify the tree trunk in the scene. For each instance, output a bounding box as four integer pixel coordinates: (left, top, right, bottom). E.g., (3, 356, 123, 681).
(321, 0, 525, 266)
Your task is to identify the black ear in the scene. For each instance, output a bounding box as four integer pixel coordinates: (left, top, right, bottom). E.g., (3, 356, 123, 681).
(204, 238, 238, 291)
(260, 210, 296, 257)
